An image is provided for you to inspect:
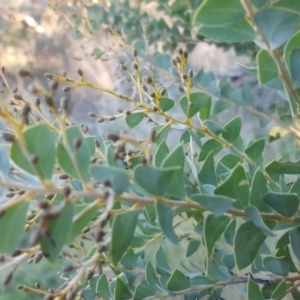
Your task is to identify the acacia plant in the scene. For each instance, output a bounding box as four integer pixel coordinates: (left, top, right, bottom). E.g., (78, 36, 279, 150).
(2, 0, 300, 299)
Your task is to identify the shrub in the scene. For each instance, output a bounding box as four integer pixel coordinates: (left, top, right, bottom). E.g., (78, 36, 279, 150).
(1, 0, 300, 299)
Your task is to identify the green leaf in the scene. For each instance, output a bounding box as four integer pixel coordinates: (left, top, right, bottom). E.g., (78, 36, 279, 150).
(215, 164, 249, 209)
(69, 203, 98, 242)
(133, 284, 155, 300)
(40, 203, 74, 261)
(167, 269, 190, 291)
(156, 246, 171, 275)
(191, 194, 234, 217)
(245, 139, 265, 162)
(91, 165, 130, 195)
(72, 30, 84, 40)
(198, 151, 216, 186)
(125, 111, 145, 128)
(193, 0, 245, 26)
(156, 202, 178, 244)
(154, 141, 169, 167)
(256, 50, 278, 84)
(134, 165, 184, 198)
(0, 202, 28, 254)
(152, 124, 171, 144)
(96, 274, 111, 300)
(224, 219, 236, 246)
(263, 193, 299, 217)
(186, 240, 201, 257)
(221, 116, 241, 144)
(248, 279, 265, 300)
(11, 123, 55, 180)
(290, 226, 300, 261)
(245, 206, 275, 237)
(57, 126, 91, 182)
(254, 8, 300, 49)
(198, 20, 255, 43)
(284, 31, 300, 75)
(180, 92, 209, 118)
(115, 277, 132, 300)
(234, 221, 266, 270)
(204, 215, 230, 259)
(85, 136, 96, 157)
(266, 160, 300, 174)
(263, 256, 290, 276)
(271, 280, 288, 299)
(203, 120, 225, 135)
(0, 147, 10, 177)
(190, 276, 216, 286)
(110, 210, 139, 265)
(249, 169, 271, 212)
(199, 97, 211, 120)
(290, 49, 300, 88)
(145, 261, 160, 290)
(160, 97, 174, 112)
(198, 139, 223, 162)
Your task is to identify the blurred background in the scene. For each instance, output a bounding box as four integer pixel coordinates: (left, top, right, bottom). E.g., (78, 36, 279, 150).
(0, 0, 291, 299)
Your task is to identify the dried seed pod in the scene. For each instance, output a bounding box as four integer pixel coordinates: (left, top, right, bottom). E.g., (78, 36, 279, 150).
(2, 132, 15, 142)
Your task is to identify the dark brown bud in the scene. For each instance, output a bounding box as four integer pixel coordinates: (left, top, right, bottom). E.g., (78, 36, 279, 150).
(140, 157, 147, 164)
(95, 140, 100, 148)
(62, 86, 71, 92)
(18, 69, 32, 77)
(132, 49, 137, 57)
(106, 133, 119, 142)
(177, 85, 184, 93)
(21, 104, 30, 119)
(62, 265, 75, 273)
(1, 67, 5, 74)
(74, 138, 82, 150)
(160, 88, 166, 96)
(13, 93, 23, 100)
(182, 74, 188, 81)
(63, 186, 71, 198)
(149, 129, 156, 142)
(152, 106, 158, 112)
(133, 63, 138, 70)
(183, 50, 188, 58)
(177, 48, 183, 55)
(3, 272, 13, 285)
(44, 73, 53, 79)
(60, 97, 69, 111)
(97, 117, 105, 123)
(117, 108, 123, 113)
(108, 116, 116, 121)
(35, 282, 41, 289)
(150, 92, 155, 98)
(145, 77, 152, 84)
(34, 251, 43, 263)
(38, 200, 49, 210)
(125, 110, 131, 115)
(76, 68, 83, 76)
(31, 155, 39, 164)
(121, 65, 127, 71)
(172, 59, 177, 66)
(85, 269, 94, 280)
(142, 85, 148, 92)
(34, 97, 40, 106)
(188, 69, 193, 78)
(49, 80, 59, 90)
(5, 192, 14, 198)
(165, 117, 169, 122)
(17, 285, 23, 290)
(2, 132, 15, 142)
(88, 112, 96, 117)
(59, 174, 69, 180)
(45, 95, 54, 107)
(27, 84, 38, 94)
(175, 56, 181, 63)
(45, 194, 54, 200)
